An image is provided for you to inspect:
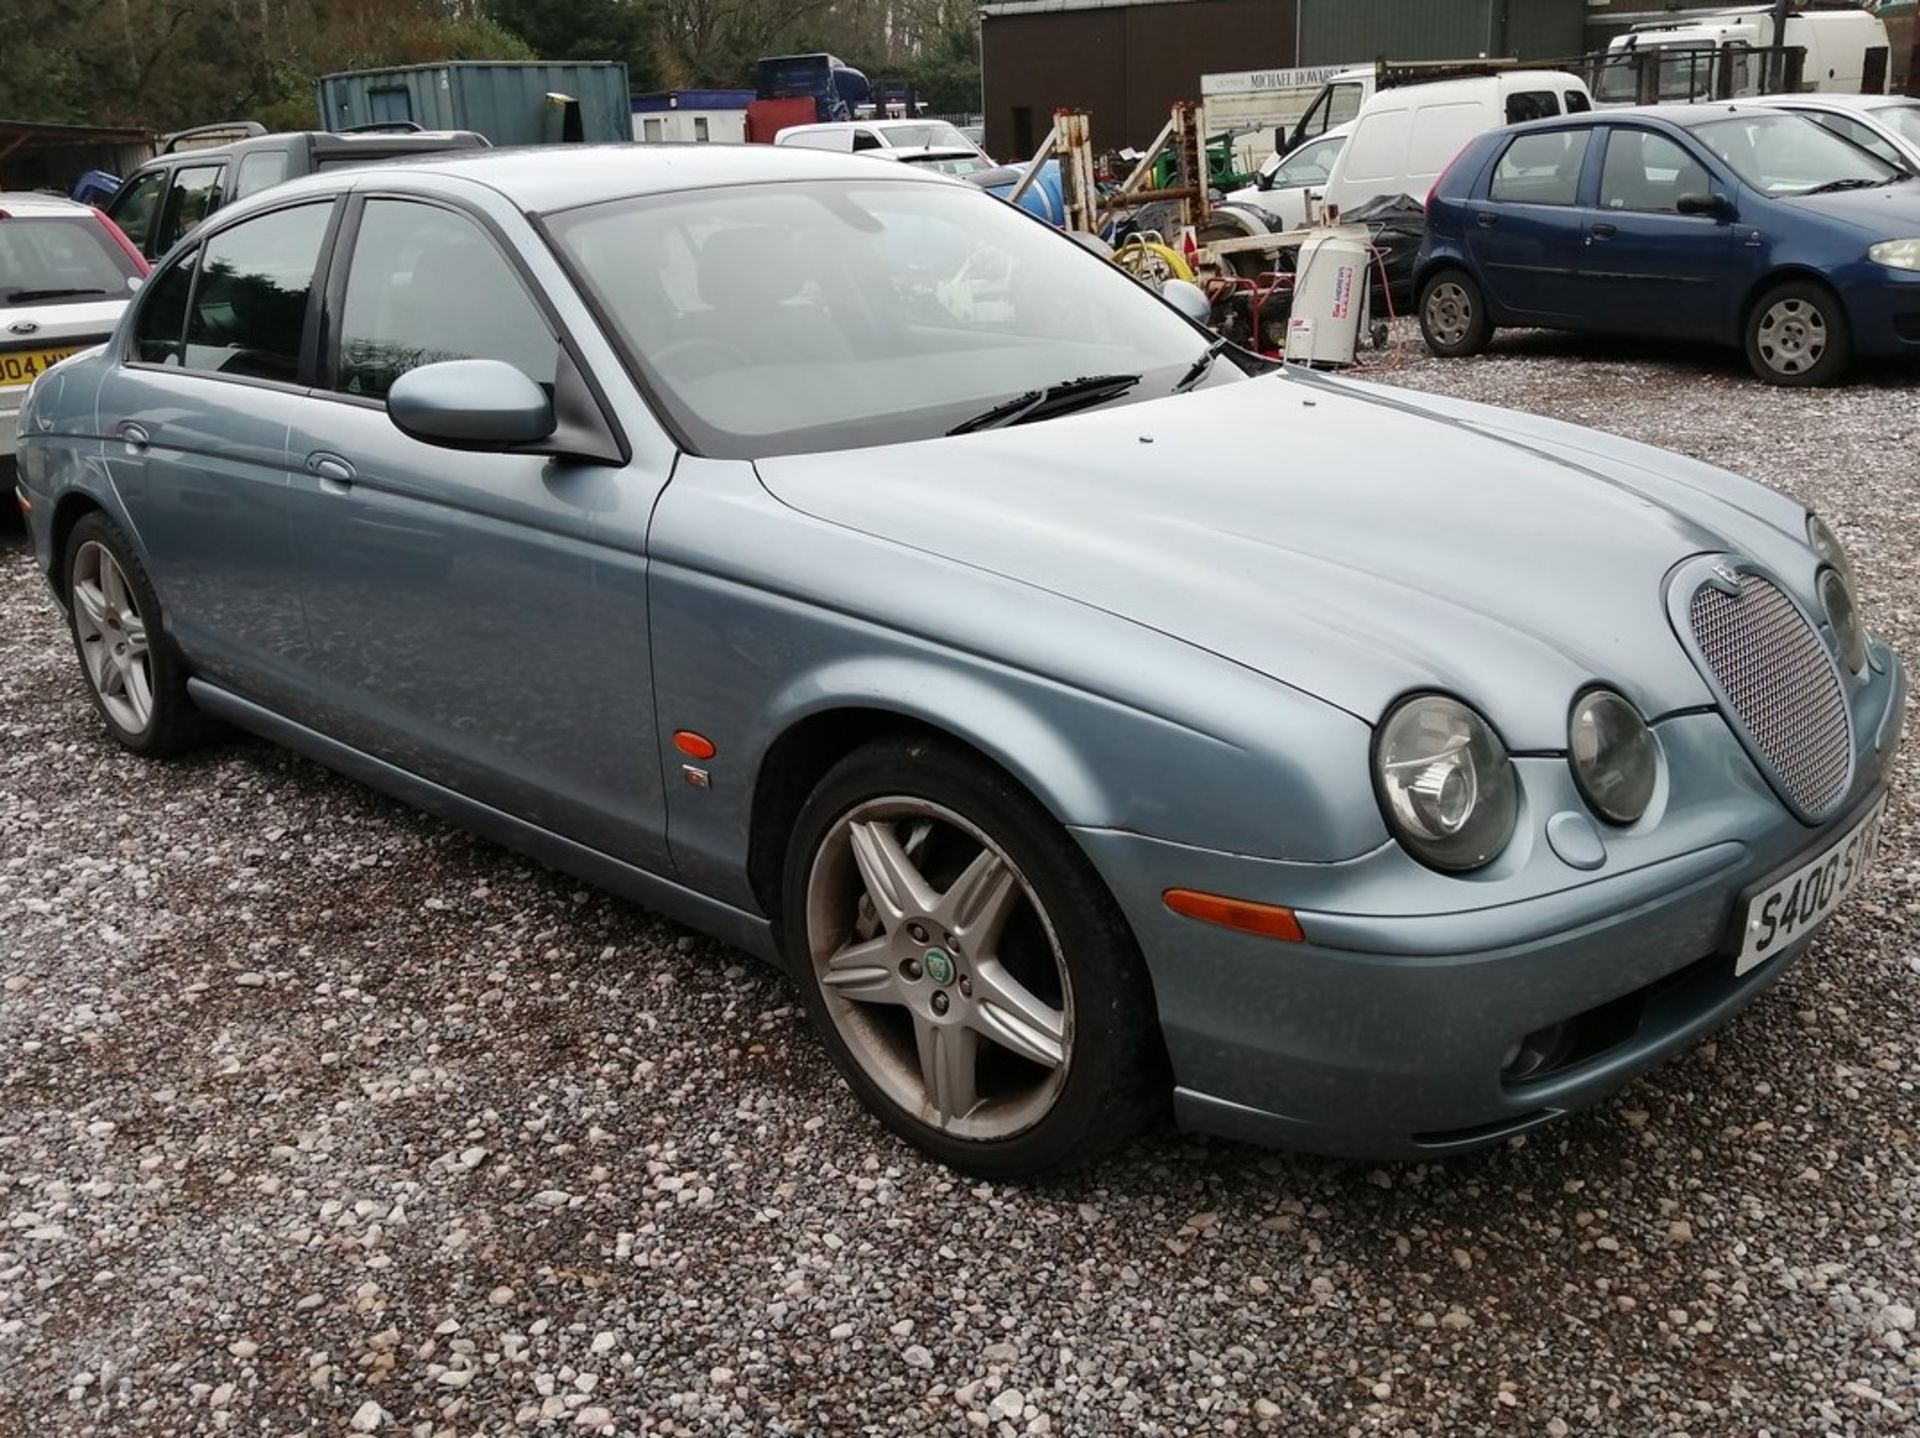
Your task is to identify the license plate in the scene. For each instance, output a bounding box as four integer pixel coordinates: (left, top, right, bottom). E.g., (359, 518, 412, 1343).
(0, 348, 78, 388)
(1734, 796, 1886, 975)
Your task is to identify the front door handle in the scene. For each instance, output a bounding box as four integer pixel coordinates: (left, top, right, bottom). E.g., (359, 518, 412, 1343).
(307, 452, 356, 492)
(1590, 222, 1618, 238)
(118, 421, 150, 450)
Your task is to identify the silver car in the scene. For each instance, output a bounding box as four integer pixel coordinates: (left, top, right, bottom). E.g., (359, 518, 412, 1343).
(13, 147, 1905, 1176)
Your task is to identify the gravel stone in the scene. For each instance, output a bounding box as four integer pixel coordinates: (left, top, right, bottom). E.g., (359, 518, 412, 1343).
(2, 335, 1918, 1434)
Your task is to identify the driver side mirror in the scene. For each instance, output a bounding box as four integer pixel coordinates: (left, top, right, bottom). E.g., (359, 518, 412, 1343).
(388, 359, 556, 452)
(1676, 192, 1732, 219)
(1160, 278, 1213, 324)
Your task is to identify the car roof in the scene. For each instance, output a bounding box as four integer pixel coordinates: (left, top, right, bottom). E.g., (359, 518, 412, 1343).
(143, 128, 486, 169)
(1751, 92, 1919, 114)
(1359, 71, 1588, 108)
(1504, 102, 1790, 132)
(213, 142, 946, 218)
(0, 192, 96, 217)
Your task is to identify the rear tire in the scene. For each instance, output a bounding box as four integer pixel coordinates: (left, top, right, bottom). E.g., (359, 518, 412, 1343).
(781, 735, 1166, 1177)
(1418, 268, 1493, 357)
(1744, 279, 1850, 386)
(62, 512, 214, 757)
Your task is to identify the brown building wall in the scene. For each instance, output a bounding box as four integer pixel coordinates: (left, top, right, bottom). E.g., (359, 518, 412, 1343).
(982, 0, 1300, 158)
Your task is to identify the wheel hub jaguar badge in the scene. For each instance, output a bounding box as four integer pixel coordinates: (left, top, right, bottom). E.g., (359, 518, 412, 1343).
(922, 948, 955, 986)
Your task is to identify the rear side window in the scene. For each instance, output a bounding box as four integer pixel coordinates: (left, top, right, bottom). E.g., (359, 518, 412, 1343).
(1489, 130, 1591, 206)
(1505, 91, 1560, 125)
(108, 169, 169, 253)
(183, 203, 331, 382)
(157, 164, 225, 254)
(334, 199, 557, 401)
(132, 252, 195, 364)
(234, 150, 291, 199)
(1564, 90, 1593, 115)
(1599, 129, 1711, 213)
(0, 216, 143, 309)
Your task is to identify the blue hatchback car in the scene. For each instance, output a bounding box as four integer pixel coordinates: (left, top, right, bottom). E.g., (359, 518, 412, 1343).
(1416, 104, 1920, 384)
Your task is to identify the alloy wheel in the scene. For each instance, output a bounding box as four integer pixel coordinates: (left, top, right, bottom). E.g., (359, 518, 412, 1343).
(803, 797, 1073, 1141)
(71, 540, 153, 734)
(1425, 281, 1473, 347)
(1756, 297, 1827, 377)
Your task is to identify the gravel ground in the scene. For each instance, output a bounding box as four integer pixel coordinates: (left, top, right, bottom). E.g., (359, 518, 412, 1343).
(3, 331, 1919, 1437)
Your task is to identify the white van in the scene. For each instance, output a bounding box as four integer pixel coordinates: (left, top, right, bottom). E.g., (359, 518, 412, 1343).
(1318, 70, 1594, 218)
(1598, 6, 1893, 103)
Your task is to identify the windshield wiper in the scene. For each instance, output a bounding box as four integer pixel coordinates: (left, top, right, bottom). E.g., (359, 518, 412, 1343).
(947, 373, 1141, 435)
(1800, 177, 1888, 195)
(4, 286, 110, 303)
(1173, 338, 1232, 394)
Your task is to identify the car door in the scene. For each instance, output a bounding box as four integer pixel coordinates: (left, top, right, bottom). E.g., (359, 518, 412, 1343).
(95, 199, 336, 703)
(144, 162, 227, 261)
(1463, 126, 1594, 319)
(103, 166, 171, 261)
(1569, 126, 1740, 338)
(285, 192, 668, 866)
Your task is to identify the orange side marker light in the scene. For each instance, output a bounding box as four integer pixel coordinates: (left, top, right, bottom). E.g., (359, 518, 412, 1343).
(1163, 888, 1305, 943)
(672, 730, 717, 761)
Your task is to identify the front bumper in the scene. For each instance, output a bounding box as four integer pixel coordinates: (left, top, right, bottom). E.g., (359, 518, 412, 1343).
(1077, 650, 1905, 1160)
(1844, 265, 1920, 356)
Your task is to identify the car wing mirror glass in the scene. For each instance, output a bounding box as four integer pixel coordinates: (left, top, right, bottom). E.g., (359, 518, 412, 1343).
(387, 359, 556, 452)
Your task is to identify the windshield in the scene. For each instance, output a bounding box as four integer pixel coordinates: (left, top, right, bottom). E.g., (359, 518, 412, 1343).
(899, 152, 991, 176)
(883, 122, 972, 151)
(1869, 102, 1920, 148)
(0, 215, 143, 308)
(548, 179, 1220, 459)
(1693, 111, 1903, 195)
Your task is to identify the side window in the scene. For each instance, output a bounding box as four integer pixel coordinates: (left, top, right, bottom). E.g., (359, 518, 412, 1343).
(694, 117, 710, 142)
(335, 199, 558, 402)
(851, 130, 883, 152)
(1327, 83, 1364, 128)
(108, 169, 169, 254)
(132, 251, 196, 365)
(234, 150, 291, 199)
(157, 164, 226, 253)
(1489, 130, 1591, 206)
(1599, 129, 1711, 213)
(1564, 90, 1593, 115)
(1274, 137, 1341, 188)
(183, 203, 330, 381)
(1807, 111, 1904, 169)
(1505, 90, 1560, 125)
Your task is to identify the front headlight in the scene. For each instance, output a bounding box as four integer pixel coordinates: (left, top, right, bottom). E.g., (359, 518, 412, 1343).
(1569, 689, 1657, 825)
(1374, 695, 1518, 872)
(1808, 513, 1867, 672)
(1869, 238, 1920, 271)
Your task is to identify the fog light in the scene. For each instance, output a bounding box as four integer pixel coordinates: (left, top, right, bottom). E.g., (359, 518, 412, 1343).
(1502, 1022, 1573, 1081)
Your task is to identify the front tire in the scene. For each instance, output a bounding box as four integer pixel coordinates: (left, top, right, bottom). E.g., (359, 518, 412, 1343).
(63, 512, 212, 756)
(1745, 280, 1850, 386)
(781, 736, 1166, 1177)
(1418, 268, 1493, 357)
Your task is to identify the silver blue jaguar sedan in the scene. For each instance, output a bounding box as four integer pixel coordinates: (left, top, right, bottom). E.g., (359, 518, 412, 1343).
(12, 146, 1905, 1176)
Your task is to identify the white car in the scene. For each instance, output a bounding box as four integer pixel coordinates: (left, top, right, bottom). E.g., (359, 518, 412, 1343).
(774, 118, 989, 160)
(1750, 92, 1920, 173)
(2, 194, 146, 478)
(1220, 123, 1352, 232)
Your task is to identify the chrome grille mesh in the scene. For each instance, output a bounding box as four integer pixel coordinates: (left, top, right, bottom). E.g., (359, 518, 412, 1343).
(1688, 571, 1851, 817)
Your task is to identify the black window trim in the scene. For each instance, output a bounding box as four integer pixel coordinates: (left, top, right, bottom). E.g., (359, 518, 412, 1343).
(118, 193, 345, 399)
(313, 186, 630, 466)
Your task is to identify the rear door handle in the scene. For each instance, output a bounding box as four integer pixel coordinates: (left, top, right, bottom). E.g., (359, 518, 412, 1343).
(1590, 222, 1618, 238)
(307, 452, 356, 492)
(118, 421, 150, 450)
(1475, 212, 1499, 228)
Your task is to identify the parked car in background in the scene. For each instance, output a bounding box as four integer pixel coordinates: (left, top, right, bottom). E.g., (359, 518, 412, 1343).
(1417, 105, 1920, 384)
(1751, 92, 1920, 173)
(2, 194, 145, 483)
(1320, 71, 1593, 218)
(1220, 123, 1351, 232)
(774, 118, 989, 159)
(14, 146, 1904, 1177)
(106, 122, 489, 262)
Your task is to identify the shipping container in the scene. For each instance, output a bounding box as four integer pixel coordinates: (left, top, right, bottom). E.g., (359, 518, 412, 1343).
(314, 61, 631, 146)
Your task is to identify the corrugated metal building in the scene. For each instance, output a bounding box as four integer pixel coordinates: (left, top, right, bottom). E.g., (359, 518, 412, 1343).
(979, 0, 1592, 155)
(314, 61, 632, 145)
